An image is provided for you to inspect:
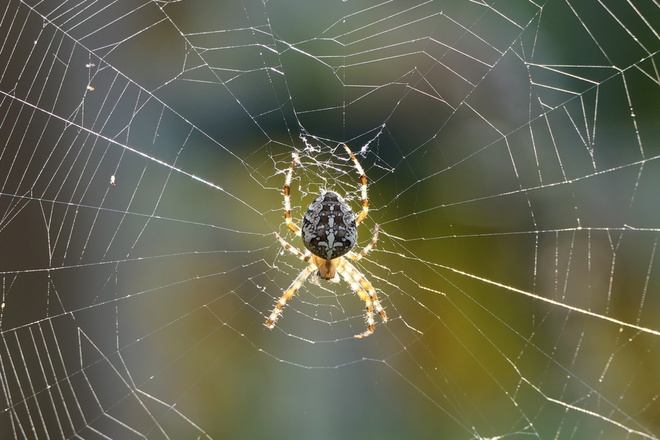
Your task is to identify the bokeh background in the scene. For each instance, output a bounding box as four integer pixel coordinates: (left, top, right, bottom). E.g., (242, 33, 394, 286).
(1, 0, 659, 438)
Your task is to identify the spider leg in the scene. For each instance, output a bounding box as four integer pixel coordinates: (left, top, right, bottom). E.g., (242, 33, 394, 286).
(337, 259, 387, 338)
(345, 224, 379, 262)
(275, 232, 311, 262)
(265, 265, 316, 329)
(344, 259, 387, 325)
(284, 153, 302, 236)
(343, 144, 369, 225)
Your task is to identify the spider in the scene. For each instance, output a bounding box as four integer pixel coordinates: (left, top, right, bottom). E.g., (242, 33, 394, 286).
(265, 144, 387, 338)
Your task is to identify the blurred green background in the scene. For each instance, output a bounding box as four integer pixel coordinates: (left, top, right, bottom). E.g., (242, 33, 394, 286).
(0, 0, 658, 439)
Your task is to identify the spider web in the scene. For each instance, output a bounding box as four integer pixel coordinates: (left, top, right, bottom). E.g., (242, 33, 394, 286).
(1, 0, 659, 438)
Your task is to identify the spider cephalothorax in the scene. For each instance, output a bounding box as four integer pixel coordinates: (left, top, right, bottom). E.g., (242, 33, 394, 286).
(265, 145, 387, 338)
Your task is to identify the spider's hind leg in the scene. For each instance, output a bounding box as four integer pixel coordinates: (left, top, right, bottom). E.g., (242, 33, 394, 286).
(343, 144, 369, 225)
(283, 152, 302, 236)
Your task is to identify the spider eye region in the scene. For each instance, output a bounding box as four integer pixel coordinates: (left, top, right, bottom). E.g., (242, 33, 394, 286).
(302, 191, 357, 260)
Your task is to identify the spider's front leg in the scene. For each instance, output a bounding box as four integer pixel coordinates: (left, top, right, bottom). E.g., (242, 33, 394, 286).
(337, 259, 387, 338)
(266, 232, 315, 330)
(265, 265, 316, 329)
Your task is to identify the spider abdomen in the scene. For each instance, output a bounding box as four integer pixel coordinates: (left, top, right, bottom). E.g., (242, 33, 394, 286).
(302, 191, 357, 260)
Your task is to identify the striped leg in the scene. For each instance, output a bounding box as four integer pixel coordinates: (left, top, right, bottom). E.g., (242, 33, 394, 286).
(337, 259, 387, 338)
(265, 265, 316, 329)
(266, 232, 317, 329)
(343, 144, 369, 225)
(345, 224, 379, 262)
(283, 152, 301, 236)
(274, 232, 311, 262)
